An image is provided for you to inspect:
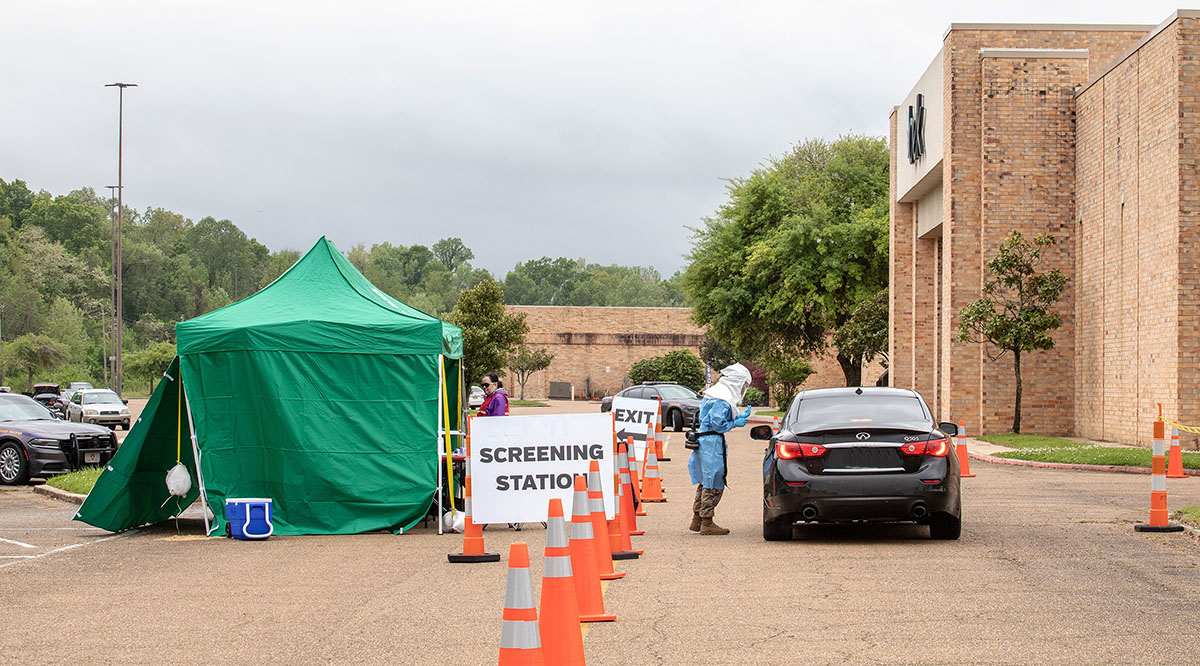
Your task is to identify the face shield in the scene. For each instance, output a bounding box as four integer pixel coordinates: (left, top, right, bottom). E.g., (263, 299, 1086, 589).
(704, 363, 752, 408)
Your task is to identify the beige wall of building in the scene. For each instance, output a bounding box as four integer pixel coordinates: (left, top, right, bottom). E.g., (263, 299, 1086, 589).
(889, 11, 1200, 445)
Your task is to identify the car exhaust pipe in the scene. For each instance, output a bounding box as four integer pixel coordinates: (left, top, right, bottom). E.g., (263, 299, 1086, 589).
(912, 503, 928, 519)
(801, 505, 818, 521)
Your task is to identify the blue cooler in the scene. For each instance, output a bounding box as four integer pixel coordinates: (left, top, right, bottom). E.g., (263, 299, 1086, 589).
(224, 498, 274, 540)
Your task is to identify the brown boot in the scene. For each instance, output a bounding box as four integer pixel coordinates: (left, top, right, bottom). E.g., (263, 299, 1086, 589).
(699, 518, 730, 535)
(689, 513, 702, 532)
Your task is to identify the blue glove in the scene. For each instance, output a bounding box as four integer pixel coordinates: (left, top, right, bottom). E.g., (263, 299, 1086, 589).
(733, 406, 751, 428)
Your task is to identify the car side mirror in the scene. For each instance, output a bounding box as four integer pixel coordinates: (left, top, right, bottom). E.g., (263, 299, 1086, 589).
(938, 421, 958, 436)
(749, 425, 774, 441)
(123, 399, 129, 405)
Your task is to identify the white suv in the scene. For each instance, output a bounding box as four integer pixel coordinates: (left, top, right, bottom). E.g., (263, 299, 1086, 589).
(68, 389, 131, 430)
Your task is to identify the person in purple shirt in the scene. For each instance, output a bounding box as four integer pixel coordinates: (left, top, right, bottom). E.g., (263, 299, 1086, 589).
(477, 373, 509, 417)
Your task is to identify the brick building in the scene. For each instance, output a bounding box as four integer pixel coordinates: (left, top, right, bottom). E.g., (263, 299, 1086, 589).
(501, 306, 883, 400)
(889, 10, 1200, 444)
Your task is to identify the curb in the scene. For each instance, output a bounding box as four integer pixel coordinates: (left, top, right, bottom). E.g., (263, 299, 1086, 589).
(33, 484, 86, 505)
(967, 450, 1200, 476)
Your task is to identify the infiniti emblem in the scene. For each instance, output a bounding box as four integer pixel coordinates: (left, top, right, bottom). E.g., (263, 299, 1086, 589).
(856, 432, 871, 441)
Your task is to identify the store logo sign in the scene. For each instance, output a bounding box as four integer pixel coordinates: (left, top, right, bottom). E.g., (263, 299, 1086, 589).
(907, 93, 926, 164)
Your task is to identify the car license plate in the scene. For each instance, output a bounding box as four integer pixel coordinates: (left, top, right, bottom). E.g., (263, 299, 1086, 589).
(84, 452, 100, 464)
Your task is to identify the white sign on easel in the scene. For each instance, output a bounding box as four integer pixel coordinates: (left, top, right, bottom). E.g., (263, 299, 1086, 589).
(470, 413, 616, 524)
(611, 395, 659, 462)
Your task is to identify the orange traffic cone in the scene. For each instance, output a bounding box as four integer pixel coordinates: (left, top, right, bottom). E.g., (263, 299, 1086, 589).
(1135, 419, 1185, 533)
(539, 498, 586, 663)
(499, 542, 545, 665)
(449, 429, 500, 563)
(641, 446, 665, 502)
(617, 444, 644, 552)
(1167, 426, 1189, 479)
(604, 461, 639, 560)
(956, 420, 976, 478)
(621, 441, 646, 533)
(627, 436, 647, 519)
(570, 475, 617, 622)
(587, 462, 630, 572)
(654, 413, 669, 461)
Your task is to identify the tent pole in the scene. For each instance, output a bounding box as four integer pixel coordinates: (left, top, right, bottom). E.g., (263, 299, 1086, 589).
(182, 377, 215, 536)
(436, 354, 444, 535)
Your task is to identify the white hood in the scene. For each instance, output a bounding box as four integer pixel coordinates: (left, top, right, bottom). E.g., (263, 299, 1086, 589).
(703, 363, 752, 410)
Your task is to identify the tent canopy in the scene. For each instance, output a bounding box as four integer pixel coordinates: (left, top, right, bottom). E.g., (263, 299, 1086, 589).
(77, 237, 463, 536)
(177, 236, 461, 358)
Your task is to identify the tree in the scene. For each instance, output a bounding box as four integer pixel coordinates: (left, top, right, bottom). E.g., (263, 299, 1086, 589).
(5, 334, 67, 393)
(759, 351, 813, 409)
(432, 237, 474, 272)
(682, 134, 889, 386)
(698, 334, 737, 370)
(124, 341, 177, 394)
(448, 280, 529, 385)
(507, 345, 554, 399)
(628, 349, 705, 392)
(832, 288, 889, 374)
(956, 231, 1068, 434)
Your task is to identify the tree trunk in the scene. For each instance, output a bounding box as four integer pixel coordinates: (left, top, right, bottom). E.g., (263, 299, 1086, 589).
(519, 378, 525, 400)
(836, 353, 863, 387)
(26, 368, 34, 395)
(1012, 350, 1022, 434)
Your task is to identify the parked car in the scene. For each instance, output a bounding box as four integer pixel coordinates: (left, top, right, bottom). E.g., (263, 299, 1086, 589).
(30, 383, 67, 417)
(66, 388, 131, 430)
(32, 392, 65, 418)
(0, 393, 119, 485)
(63, 381, 95, 402)
(599, 382, 701, 431)
(468, 385, 485, 409)
(754, 386, 962, 541)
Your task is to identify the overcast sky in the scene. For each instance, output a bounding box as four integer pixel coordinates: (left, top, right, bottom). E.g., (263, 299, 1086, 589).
(2, 1, 1185, 277)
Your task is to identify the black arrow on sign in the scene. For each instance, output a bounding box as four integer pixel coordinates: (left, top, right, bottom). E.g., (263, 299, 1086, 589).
(615, 428, 648, 444)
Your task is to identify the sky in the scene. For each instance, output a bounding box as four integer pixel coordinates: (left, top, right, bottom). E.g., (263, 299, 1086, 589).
(2, 1, 1187, 277)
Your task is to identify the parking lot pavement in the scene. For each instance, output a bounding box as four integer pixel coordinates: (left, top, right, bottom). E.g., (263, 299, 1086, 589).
(2, 407, 1198, 665)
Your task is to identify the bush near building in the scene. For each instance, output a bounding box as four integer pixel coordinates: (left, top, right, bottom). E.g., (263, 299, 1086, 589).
(628, 349, 705, 392)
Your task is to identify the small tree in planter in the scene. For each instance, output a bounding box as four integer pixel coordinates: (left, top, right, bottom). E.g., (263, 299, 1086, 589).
(956, 231, 1068, 434)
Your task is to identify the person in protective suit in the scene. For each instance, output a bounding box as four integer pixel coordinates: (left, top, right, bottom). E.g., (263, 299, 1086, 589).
(687, 363, 753, 535)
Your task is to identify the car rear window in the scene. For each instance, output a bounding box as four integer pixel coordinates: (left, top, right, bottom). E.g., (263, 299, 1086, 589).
(656, 385, 698, 400)
(789, 395, 928, 430)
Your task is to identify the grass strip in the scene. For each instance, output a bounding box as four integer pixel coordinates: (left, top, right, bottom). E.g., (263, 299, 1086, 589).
(1172, 505, 1200, 528)
(755, 409, 786, 418)
(979, 433, 1200, 469)
(45, 466, 104, 495)
(509, 400, 549, 407)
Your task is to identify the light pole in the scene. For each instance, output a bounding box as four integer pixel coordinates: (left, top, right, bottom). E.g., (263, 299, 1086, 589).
(104, 185, 118, 387)
(106, 82, 136, 394)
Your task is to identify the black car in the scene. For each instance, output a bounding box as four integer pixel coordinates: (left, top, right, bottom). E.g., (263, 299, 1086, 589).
(754, 386, 961, 541)
(0, 393, 118, 485)
(600, 382, 701, 431)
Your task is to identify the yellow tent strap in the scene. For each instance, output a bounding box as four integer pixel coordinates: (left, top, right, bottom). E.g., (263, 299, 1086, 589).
(443, 358, 456, 513)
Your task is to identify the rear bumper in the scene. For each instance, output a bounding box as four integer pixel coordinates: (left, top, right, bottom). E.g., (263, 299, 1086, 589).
(764, 458, 960, 523)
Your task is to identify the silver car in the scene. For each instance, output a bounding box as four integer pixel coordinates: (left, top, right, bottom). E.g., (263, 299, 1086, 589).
(67, 389, 131, 430)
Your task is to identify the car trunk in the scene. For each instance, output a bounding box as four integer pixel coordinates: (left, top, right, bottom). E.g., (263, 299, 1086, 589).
(804, 426, 932, 475)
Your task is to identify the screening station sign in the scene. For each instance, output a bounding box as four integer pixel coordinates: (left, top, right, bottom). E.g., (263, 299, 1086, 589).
(470, 413, 616, 524)
(611, 395, 659, 462)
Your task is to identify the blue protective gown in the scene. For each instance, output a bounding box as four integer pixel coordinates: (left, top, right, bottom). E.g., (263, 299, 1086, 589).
(687, 398, 746, 490)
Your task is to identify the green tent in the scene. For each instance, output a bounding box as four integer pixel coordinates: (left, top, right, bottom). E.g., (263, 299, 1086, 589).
(76, 237, 464, 535)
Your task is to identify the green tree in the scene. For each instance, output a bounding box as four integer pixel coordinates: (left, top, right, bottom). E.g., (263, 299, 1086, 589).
(448, 280, 529, 385)
(682, 134, 889, 386)
(698, 334, 737, 370)
(5, 334, 68, 393)
(507, 345, 554, 400)
(124, 341, 177, 394)
(432, 237, 474, 272)
(759, 352, 813, 409)
(832, 288, 889, 373)
(956, 231, 1068, 434)
(628, 349, 705, 392)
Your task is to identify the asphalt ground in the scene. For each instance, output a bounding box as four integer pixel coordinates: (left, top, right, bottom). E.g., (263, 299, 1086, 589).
(2, 401, 1199, 665)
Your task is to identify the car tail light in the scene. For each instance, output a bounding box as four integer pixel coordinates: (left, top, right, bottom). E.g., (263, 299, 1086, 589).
(898, 440, 927, 456)
(777, 442, 826, 459)
(924, 438, 950, 457)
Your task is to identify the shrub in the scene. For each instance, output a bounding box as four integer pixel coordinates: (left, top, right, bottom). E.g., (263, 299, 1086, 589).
(743, 387, 767, 407)
(628, 349, 705, 392)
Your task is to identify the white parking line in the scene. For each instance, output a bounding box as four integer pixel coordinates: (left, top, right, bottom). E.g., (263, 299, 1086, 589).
(0, 530, 138, 570)
(0, 536, 36, 549)
(0, 555, 34, 559)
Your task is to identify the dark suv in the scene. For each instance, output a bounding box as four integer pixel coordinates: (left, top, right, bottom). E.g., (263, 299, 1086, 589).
(753, 387, 962, 541)
(600, 382, 701, 431)
(0, 393, 118, 485)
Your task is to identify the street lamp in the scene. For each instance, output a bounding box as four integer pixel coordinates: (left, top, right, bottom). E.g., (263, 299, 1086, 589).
(106, 82, 136, 394)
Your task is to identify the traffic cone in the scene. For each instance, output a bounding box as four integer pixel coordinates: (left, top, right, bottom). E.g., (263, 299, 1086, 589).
(1167, 426, 1188, 479)
(498, 542, 545, 665)
(587, 462, 629, 574)
(655, 414, 670, 461)
(617, 444, 644, 552)
(627, 436, 647, 518)
(539, 498, 586, 663)
(641, 446, 665, 502)
(603, 461, 639, 561)
(956, 420, 976, 478)
(1135, 419, 1185, 533)
(449, 430, 501, 563)
(620, 441, 646, 533)
(570, 475, 617, 622)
